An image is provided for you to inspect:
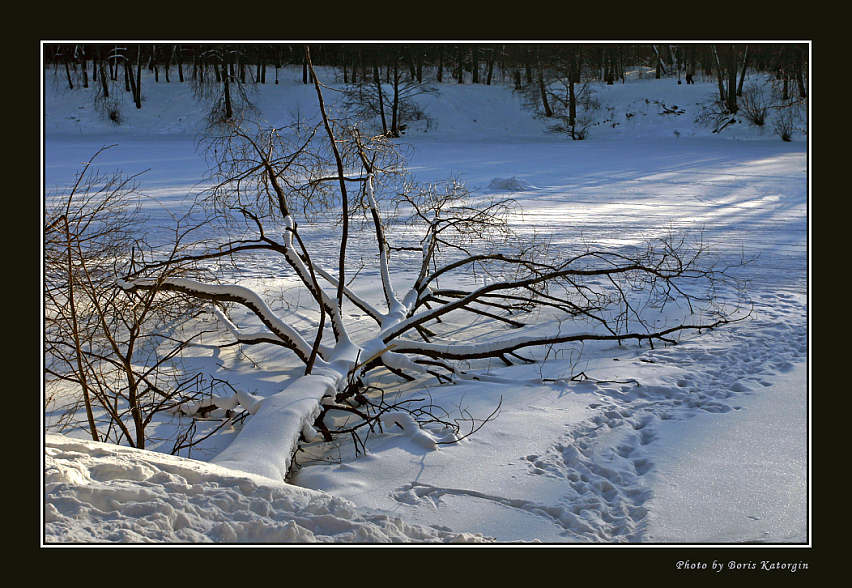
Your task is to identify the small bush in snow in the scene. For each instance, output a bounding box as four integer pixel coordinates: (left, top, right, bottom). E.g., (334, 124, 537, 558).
(774, 108, 795, 142)
(740, 84, 769, 127)
(95, 95, 122, 125)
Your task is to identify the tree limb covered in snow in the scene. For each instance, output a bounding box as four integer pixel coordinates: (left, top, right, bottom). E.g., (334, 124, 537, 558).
(112, 54, 746, 479)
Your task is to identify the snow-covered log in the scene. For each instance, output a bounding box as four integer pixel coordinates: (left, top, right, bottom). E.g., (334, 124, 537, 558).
(211, 373, 338, 479)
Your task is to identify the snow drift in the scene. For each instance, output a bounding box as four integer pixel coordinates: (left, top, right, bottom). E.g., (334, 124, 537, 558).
(43, 434, 486, 543)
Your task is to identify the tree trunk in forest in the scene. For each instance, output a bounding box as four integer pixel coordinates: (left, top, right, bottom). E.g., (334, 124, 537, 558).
(712, 45, 726, 105)
(223, 55, 233, 120)
(406, 47, 417, 80)
(64, 59, 74, 89)
(537, 56, 552, 117)
(99, 61, 109, 98)
(125, 62, 139, 109)
(568, 48, 579, 137)
(391, 60, 400, 137)
(135, 47, 142, 109)
(375, 63, 388, 136)
(110, 45, 118, 80)
(795, 51, 806, 98)
(472, 46, 479, 83)
(605, 51, 615, 85)
(437, 46, 443, 82)
(725, 44, 738, 113)
(687, 44, 696, 83)
(152, 45, 159, 83)
(736, 44, 748, 96)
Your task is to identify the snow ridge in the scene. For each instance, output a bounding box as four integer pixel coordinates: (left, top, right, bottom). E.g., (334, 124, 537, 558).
(44, 434, 487, 543)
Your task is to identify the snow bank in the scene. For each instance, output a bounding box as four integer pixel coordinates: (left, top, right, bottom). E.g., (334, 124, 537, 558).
(44, 434, 486, 543)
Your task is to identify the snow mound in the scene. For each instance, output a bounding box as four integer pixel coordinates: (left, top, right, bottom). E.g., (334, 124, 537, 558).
(43, 434, 487, 544)
(486, 176, 535, 192)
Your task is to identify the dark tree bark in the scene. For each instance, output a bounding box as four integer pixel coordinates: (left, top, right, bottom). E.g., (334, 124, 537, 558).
(655, 46, 662, 79)
(374, 63, 388, 136)
(406, 46, 417, 80)
(81, 57, 89, 88)
(135, 46, 142, 109)
(795, 47, 807, 98)
(177, 46, 184, 82)
(537, 51, 553, 117)
(98, 61, 109, 98)
(223, 52, 233, 120)
(275, 47, 280, 85)
(568, 46, 580, 137)
(125, 61, 140, 109)
(712, 45, 726, 105)
(437, 45, 443, 83)
(111, 45, 119, 80)
(736, 44, 749, 96)
(725, 44, 739, 113)
(472, 46, 479, 83)
(152, 45, 159, 83)
(391, 59, 400, 136)
(64, 59, 74, 89)
(605, 49, 615, 85)
(686, 44, 696, 84)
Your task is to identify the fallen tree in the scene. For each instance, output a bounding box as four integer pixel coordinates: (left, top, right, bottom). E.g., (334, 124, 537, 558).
(120, 49, 746, 480)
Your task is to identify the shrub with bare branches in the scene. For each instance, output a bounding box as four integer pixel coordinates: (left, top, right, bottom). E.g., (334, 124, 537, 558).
(44, 147, 234, 452)
(740, 83, 770, 126)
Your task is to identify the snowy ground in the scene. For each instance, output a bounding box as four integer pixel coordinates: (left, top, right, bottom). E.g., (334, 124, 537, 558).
(42, 65, 809, 544)
(44, 433, 484, 543)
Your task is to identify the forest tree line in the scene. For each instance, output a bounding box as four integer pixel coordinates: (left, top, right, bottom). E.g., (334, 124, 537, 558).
(44, 43, 808, 132)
